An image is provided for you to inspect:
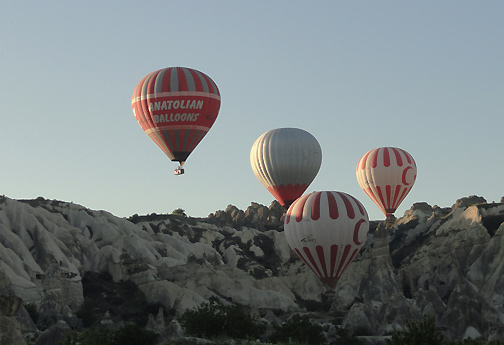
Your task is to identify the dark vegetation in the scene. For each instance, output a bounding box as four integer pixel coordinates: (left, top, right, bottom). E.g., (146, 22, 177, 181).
(48, 272, 164, 344)
(79, 271, 171, 327)
(386, 315, 504, 345)
(179, 299, 369, 344)
(179, 297, 266, 340)
(60, 323, 158, 345)
(269, 314, 327, 345)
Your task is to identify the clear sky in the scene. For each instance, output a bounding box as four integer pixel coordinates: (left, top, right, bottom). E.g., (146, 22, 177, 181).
(1, 1, 503, 221)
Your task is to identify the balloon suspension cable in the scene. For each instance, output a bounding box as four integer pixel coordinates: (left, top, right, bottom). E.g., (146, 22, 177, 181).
(385, 214, 396, 228)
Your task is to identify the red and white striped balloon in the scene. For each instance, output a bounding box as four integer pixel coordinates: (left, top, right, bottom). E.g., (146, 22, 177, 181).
(284, 191, 369, 288)
(132, 67, 221, 166)
(356, 147, 417, 219)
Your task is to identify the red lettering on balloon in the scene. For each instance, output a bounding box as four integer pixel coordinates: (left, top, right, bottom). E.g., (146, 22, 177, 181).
(353, 219, 367, 245)
(402, 166, 413, 185)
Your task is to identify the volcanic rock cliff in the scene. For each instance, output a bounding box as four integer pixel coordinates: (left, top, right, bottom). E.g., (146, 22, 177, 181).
(1, 195, 504, 342)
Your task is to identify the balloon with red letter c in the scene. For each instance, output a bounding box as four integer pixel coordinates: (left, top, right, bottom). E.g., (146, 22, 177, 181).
(356, 147, 417, 219)
(284, 191, 369, 289)
(132, 67, 221, 168)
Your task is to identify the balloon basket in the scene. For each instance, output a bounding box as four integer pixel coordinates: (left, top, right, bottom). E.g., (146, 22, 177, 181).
(174, 166, 185, 175)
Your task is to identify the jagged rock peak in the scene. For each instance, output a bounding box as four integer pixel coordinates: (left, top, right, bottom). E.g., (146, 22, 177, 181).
(209, 201, 284, 230)
(4, 194, 504, 342)
(452, 195, 487, 210)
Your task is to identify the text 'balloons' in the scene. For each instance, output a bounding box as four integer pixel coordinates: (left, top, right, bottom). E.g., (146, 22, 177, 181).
(132, 67, 221, 171)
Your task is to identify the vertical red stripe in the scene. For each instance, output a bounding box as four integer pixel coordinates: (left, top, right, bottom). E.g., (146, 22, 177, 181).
(358, 150, 372, 171)
(316, 246, 328, 278)
(327, 192, 339, 219)
(167, 130, 179, 152)
(189, 69, 203, 92)
(383, 147, 391, 167)
(335, 244, 352, 277)
(349, 194, 365, 216)
(295, 194, 311, 222)
(375, 186, 387, 214)
(311, 192, 322, 220)
(386, 185, 392, 209)
(202, 73, 219, 95)
(330, 244, 338, 277)
(146, 70, 159, 94)
(295, 248, 317, 276)
(391, 185, 401, 209)
(371, 149, 379, 168)
(365, 187, 381, 209)
(391, 147, 403, 166)
(339, 248, 360, 278)
(401, 148, 412, 164)
(177, 68, 188, 91)
(395, 187, 410, 209)
(160, 68, 172, 93)
(303, 247, 324, 278)
(338, 192, 355, 219)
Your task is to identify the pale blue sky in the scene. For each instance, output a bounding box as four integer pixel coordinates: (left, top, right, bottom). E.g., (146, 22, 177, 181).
(1, 1, 503, 220)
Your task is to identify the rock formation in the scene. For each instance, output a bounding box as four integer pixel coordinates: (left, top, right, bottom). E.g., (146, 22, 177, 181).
(1, 194, 504, 342)
(0, 294, 27, 345)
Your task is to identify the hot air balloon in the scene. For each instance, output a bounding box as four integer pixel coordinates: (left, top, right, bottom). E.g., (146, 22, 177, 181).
(284, 191, 369, 288)
(132, 67, 221, 175)
(250, 128, 322, 209)
(356, 147, 417, 219)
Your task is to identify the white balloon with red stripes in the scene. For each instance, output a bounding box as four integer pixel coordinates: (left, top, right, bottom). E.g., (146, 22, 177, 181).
(356, 147, 417, 220)
(284, 191, 369, 289)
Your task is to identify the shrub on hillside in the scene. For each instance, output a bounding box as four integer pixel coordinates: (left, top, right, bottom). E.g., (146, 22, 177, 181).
(61, 323, 158, 345)
(80, 271, 170, 326)
(269, 314, 326, 345)
(386, 315, 443, 345)
(179, 298, 265, 340)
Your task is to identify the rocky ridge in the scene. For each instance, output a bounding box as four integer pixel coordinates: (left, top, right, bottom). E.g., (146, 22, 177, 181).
(1, 195, 504, 343)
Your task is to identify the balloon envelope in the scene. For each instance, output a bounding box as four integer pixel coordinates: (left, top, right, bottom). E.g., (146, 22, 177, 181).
(132, 67, 221, 165)
(284, 191, 369, 288)
(250, 128, 322, 208)
(356, 147, 417, 219)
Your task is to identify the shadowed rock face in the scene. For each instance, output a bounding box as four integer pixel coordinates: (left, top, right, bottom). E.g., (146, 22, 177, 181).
(0, 295, 26, 345)
(0, 295, 22, 317)
(2, 195, 504, 341)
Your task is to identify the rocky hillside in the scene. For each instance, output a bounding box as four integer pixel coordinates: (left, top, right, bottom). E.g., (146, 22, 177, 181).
(1, 195, 504, 343)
